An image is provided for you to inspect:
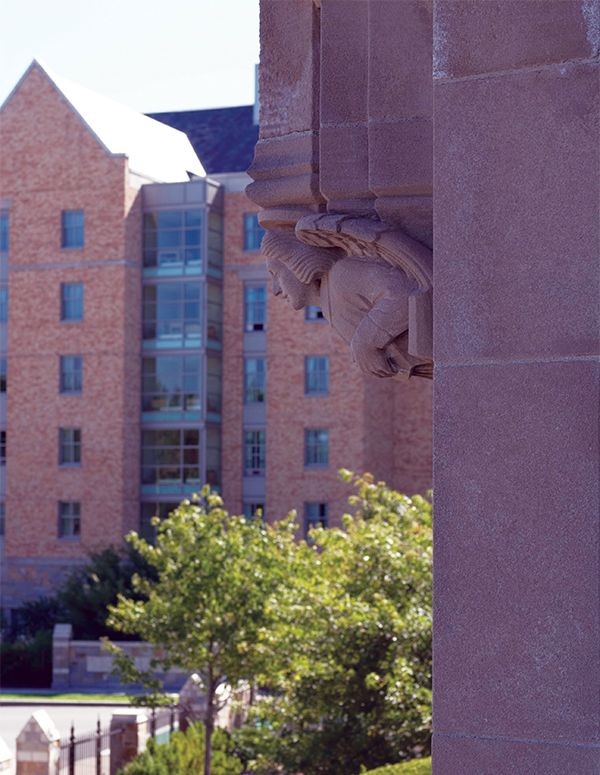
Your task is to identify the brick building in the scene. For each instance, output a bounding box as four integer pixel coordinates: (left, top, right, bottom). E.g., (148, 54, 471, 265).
(0, 61, 431, 611)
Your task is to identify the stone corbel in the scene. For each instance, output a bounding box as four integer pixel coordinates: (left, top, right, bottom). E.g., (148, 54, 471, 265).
(295, 214, 433, 363)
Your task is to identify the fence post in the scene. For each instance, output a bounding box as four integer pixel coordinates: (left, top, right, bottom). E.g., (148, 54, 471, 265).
(0, 736, 12, 773)
(109, 712, 148, 775)
(150, 707, 156, 738)
(169, 705, 175, 734)
(15, 711, 60, 775)
(68, 724, 75, 775)
(96, 718, 101, 775)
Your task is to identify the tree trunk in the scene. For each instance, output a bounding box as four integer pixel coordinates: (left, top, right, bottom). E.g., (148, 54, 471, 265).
(204, 682, 215, 775)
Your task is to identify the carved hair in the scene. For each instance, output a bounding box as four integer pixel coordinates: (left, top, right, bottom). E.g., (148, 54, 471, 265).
(262, 230, 340, 285)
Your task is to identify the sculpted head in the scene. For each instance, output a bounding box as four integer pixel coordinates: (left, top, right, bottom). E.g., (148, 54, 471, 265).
(262, 231, 340, 310)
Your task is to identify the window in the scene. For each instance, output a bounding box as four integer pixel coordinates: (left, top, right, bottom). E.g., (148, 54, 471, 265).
(207, 283, 223, 345)
(244, 358, 266, 403)
(142, 355, 200, 413)
(59, 428, 81, 465)
(305, 356, 329, 395)
(206, 355, 222, 416)
(61, 210, 84, 249)
(243, 502, 264, 520)
(305, 305, 325, 321)
(305, 502, 328, 534)
(140, 501, 179, 543)
(244, 286, 266, 332)
(0, 357, 6, 393)
(143, 283, 201, 343)
(0, 503, 4, 536)
(206, 425, 221, 487)
(58, 501, 80, 538)
(244, 430, 265, 475)
(0, 288, 7, 323)
(61, 283, 83, 321)
(59, 355, 82, 394)
(142, 428, 200, 486)
(0, 212, 8, 253)
(243, 213, 265, 251)
(305, 429, 329, 466)
(0, 431, 5, 465)
(143, 210, 202, 270)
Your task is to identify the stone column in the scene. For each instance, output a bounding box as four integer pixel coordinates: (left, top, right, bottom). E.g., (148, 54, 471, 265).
(109, 712, 148, 775)
(15, 711, 60, 775)
(51, 622, 72, 690)
(433, 1, 600, 771)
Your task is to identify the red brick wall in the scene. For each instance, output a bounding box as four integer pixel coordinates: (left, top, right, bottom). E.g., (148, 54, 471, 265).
(0, 65, 141, 569)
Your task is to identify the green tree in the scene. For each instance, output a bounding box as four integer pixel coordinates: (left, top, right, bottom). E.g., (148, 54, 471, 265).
(107, 488, 296, 775)
(236, 472, 432, 775)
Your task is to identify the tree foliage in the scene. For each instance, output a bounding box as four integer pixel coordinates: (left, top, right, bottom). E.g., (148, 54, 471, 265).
(107, 487, 297, 775)
(235, 472, 432, 775)
(118, 725, 242, 775)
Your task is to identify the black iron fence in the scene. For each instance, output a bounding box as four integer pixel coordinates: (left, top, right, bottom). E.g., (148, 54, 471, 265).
(55, 706, 179, 775)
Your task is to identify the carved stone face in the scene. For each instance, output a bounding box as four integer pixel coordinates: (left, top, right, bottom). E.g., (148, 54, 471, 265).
(266, 256, 319, 311)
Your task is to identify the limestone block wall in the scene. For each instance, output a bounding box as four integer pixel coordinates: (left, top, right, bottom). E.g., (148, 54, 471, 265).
(433, 1, 600, 770)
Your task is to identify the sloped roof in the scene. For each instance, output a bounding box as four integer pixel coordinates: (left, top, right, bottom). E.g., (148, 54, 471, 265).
(147, 106, 258, 175)
(2, 61, 205, 183)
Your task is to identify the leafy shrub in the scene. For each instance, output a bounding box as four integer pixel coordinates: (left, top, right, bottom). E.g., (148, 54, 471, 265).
(0, 629, 52, 687)
(118, 725, 242, 775)
(364, 759, 431, 775)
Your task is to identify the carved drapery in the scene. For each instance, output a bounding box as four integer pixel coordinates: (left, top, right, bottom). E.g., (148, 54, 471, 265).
(247, 0, 433, 379)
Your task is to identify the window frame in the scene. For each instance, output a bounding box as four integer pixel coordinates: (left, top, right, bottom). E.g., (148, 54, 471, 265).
(59, 355, 82, 394)
(305, 355, 329, 396)
(60, 283, 84, 322)
(304, 502, 328, 535)
(61, 210, 85, 249)
(244, 285, 266, 332)
(304, 428, 329, 467)
(244, 357, 266, 403)
(244, 429, 266, 476)
(59, 427, 81, 466)
(58, 500, 81, 539)
(243, 213, 265, 252)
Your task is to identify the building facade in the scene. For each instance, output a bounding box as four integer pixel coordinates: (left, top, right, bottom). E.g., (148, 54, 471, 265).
(0, 61, 431, 612)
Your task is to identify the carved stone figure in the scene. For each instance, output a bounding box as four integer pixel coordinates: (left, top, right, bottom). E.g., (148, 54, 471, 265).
(262, 214, 433, 380)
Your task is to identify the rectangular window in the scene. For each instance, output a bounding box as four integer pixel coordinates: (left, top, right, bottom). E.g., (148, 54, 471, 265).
(60, 283, 83, 321)
(0, 212, 8, 253)
(143, 209, 202, 270)
(141, 428, 200, 486)
(206, 355, 222, 416)
(0, 431, 5, 465)
(140, 501, 179, 543)
(305, 356, 329, 395)
(59, 428, 81, 465)
(243, 213, 265, 251)
(244, 286, 266, 332)
(244, 430, 266, 475)
(244, 358, 266, 403)
(61, 210, 84, 249)
(58, 501, 80, 538)
(206, 425, 221, 488)
(0, 357, 6, 393)
(59, 355, 82, 394)
(142, 355, 200, 413)
(305, 429, 329, 467)
(207, 282, 223, 345)
(305, 305, 325, 321)
(143, 283, 202, 343)
(305, 502, 328, 534)
(0, 288, 7, 323)
(243, 502, 264, 520)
